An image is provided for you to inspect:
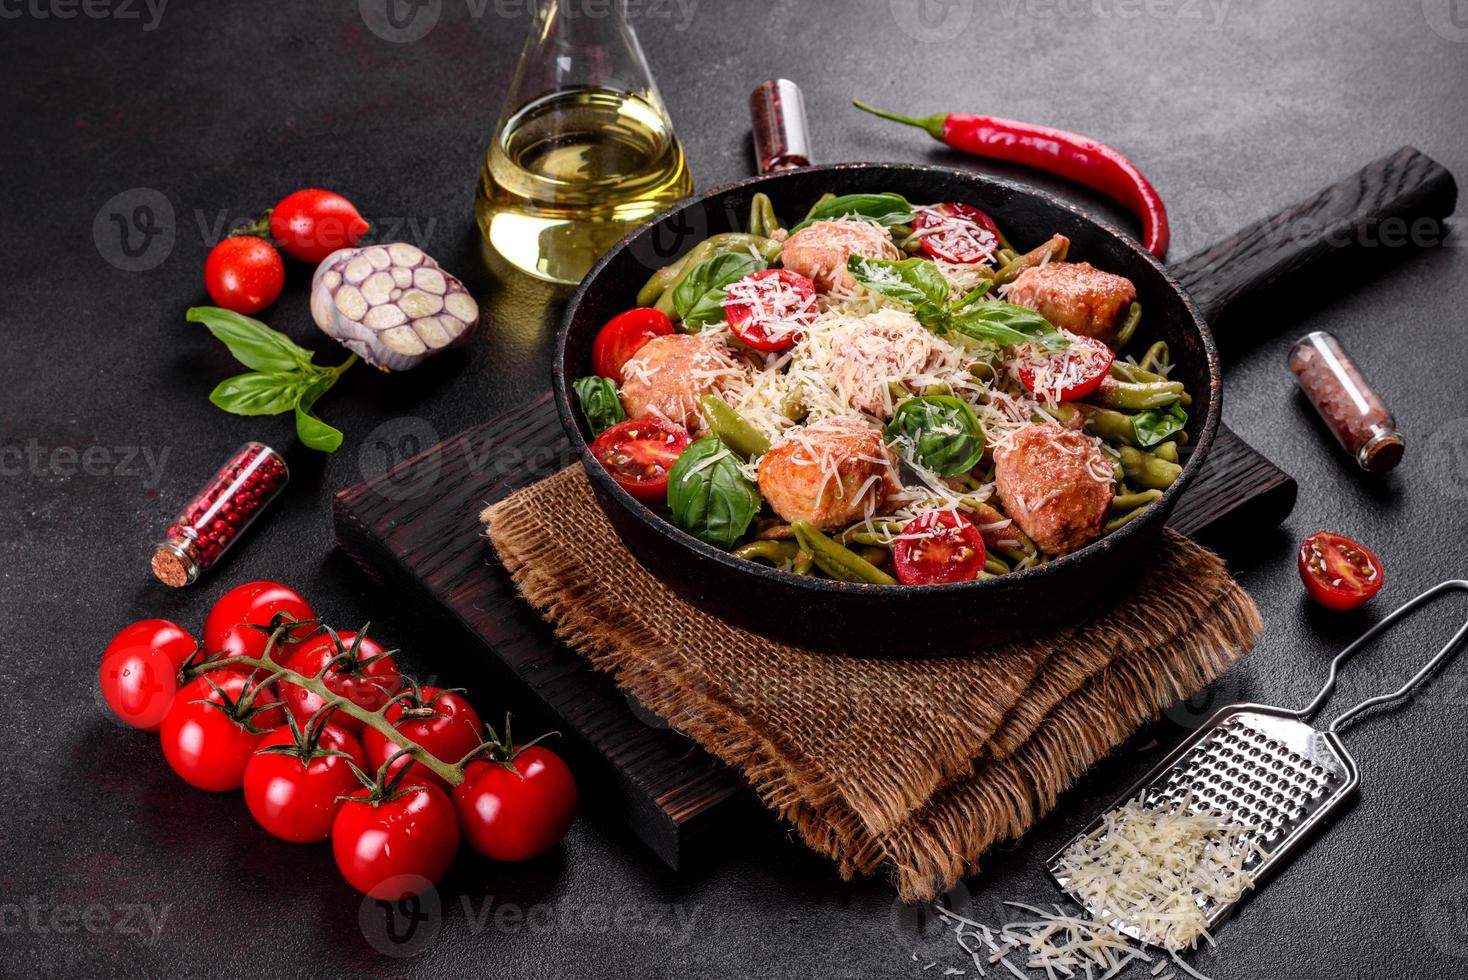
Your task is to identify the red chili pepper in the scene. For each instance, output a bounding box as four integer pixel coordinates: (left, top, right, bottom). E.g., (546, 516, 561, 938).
(853, 100, 1170, 259)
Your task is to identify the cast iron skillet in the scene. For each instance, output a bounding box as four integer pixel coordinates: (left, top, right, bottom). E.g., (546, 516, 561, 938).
(554, 163, 1219, 654)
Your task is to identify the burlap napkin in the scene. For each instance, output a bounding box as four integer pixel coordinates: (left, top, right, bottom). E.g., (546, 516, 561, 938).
(483, 465, 1260, 901)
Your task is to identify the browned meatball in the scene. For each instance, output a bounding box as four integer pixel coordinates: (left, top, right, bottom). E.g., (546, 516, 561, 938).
(757, 417, 901, 529)
(1006, 262, 1136, 343)
(619, 334, 746, 434)
(780, 220, 902, 294)
(993, 423, 1115, 556)
(829, 309, 945, 417)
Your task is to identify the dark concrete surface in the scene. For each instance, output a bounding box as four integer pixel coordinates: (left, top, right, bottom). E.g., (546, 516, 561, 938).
(3, 1, 1468, 977)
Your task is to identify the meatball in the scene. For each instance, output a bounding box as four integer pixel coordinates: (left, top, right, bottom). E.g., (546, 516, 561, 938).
(1006, 262, 1136, 343)
(757, 417, 901, 530)
(619, 334, 746, 434)
(993, 423, 1115, 556)
(780, 220, 902, 294)
(828, 309, 947, 417)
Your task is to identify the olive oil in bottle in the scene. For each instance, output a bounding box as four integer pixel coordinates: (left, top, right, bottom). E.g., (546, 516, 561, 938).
(476, 87, 691, 285)
(476, 0, 691, 285)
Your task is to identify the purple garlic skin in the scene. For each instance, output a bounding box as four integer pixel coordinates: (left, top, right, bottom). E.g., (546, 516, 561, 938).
(310, 243, 480, 371)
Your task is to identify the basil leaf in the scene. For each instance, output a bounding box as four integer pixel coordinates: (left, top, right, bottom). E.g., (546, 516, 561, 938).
(846, 255, 952, 326)
(572, 376, 628, 437)
(948, 301, 1069, 350)
(293, 372, 344, 453)
(885, 395, 986, 477)
(208, 372, 303, 416)
(667, 437, 761, 549)
(789, 192, 914, 234)
(186, 306, 315, 373)
(1132, 402, 1188, 448)
(672, 253, 766, 330)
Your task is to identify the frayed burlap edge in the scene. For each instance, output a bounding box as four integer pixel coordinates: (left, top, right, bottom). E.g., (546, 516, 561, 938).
(483, 465, 1261, 902)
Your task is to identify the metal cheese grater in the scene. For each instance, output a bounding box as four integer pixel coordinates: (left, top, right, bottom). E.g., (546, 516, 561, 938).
(1048, 579, 1468, 941)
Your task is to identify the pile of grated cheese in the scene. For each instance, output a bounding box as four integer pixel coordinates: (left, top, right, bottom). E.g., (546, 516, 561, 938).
(919, 798, 1260, 980)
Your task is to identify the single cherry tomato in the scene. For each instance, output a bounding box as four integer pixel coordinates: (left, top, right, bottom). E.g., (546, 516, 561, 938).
(204, 236, 285, 315)
(280, 630, 401, 736)
(204, 581, 317, 667)
(453, 745, 577, 862)
(723, 269, 818, 352)
(591, 308, 674, 384)
(362, 687, 483, 791)
(912, 203, 1001, 264)
(1298, 531, 1384, 611)
(332, 782, 460, 899)
(589, 415, 692, 504)
(243, 717, 367, 843)
(269, 189, 370, 265)
(159, 672, 286, 792)
(1015, 335, 1115, 402)
(98, 619, 198, 731)
(891, 510, 987, 586)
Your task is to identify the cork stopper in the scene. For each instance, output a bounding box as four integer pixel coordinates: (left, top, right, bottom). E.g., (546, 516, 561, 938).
(1358, 428, 1405, 474)
(151, 540, 198, 589)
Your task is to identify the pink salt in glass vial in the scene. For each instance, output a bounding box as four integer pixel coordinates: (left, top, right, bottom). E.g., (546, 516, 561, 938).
(1288, 330, 1404, 474)
(151, 442, 289, 587)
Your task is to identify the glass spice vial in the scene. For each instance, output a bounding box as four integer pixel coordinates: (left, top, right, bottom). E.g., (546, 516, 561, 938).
(151, 442, 289, 588)
(1288, 330, 1404, 474)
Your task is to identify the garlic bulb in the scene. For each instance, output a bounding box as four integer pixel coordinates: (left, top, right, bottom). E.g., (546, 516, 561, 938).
(310, 243, 479, 371)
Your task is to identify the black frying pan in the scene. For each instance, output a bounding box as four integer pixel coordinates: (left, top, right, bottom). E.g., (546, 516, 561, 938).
(553, 153, 1454, 654)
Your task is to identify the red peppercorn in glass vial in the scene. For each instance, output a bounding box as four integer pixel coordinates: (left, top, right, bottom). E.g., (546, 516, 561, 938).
(151, 443, 289, 587)
(1288, 331, 1404, 474)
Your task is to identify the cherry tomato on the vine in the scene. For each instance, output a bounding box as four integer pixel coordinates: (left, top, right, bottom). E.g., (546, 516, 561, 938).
(362, 687, 483, 791)
(203, 581, 316, 667)
(332, 783, 460, 899)
(1298, 531, 1384, 611)
(269, 189, 370, 265)
(589, 415, 692, 504)
(160, 673, 285, 792)
(279, 630, 401, 735)
(98, 619, 198, 731)
(204, 236, 285, 315)
(243, 719, 367, 843)
(591, 308, 673, 384)
(453, 745, 577, 862)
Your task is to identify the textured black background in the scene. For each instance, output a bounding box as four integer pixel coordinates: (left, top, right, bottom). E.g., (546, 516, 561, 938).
(4, 1, 1468, 977)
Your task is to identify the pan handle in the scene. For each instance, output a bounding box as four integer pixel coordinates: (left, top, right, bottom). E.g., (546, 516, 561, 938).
(1171, 146, 1457, 327)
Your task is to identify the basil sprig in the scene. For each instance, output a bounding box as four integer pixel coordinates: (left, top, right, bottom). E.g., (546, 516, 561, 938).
(667, 437, 762, 549)
(847, 254, 1068, 351)
(1132, 402, 1188, 447)
(672, 252, 766, 330)
(789, 192, 915, 234)
(572, 376, 628, 437)
(187, 306, 356, 453)
(884, 395, 987, 477)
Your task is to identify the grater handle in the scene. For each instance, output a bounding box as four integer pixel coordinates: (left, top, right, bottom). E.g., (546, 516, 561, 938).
(1292, 580, 1468, 730)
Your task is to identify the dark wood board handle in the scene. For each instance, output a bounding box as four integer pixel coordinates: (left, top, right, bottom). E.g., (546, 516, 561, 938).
(1172, 146, 1458, 326)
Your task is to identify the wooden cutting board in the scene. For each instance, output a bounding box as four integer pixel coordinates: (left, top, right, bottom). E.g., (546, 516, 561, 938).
(333, 147, 1455, 868)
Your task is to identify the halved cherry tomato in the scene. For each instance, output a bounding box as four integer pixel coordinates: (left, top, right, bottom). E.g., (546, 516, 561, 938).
(1298, 531, 1384, 610)
(723, 269, 818, 353)
(892, 510, 987, 585)
(592, 308, 674, 383)
(912, 203, 1001, 264)
(1015, 335, 1115, 402)
(589, 415, 691, 504)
